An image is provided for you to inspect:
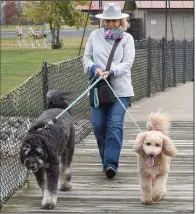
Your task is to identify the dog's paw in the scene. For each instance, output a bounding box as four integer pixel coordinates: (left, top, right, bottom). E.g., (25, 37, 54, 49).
(41, 193, 57, 209)
(152, 189, 167, 201)
(141, 198, 153, 205)
(58, 182, 72, 191)
(41, 202, 55, 210)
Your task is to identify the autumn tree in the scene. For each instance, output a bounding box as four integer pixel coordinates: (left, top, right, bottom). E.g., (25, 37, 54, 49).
(3, 1, 19, 26)
(23, 1, 88, 49)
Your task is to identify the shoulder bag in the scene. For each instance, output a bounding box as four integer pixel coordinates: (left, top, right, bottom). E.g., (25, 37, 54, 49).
(89, 39, 121, 108)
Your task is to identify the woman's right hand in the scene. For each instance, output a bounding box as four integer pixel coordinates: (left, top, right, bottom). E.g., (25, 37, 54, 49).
(95, 68, 104, 77)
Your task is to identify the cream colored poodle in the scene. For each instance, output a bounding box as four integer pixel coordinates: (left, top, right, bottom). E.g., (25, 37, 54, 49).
(133, 112, 177, 205)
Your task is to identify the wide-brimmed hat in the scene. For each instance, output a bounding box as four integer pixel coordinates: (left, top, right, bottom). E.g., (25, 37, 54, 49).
(95, 3, 129, 20)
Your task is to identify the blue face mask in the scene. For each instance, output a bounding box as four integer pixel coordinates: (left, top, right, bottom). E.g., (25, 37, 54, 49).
(104, 26, 123, 40)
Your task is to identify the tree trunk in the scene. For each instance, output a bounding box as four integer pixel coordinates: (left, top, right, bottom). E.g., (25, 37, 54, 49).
(56, 29, 60, 44)
(49, 22, 55, 44)
(51, 29, 56, 44)
(50, 23, 62, 49)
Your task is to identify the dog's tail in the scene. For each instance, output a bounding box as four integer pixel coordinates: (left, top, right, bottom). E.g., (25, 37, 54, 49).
(46, 89, 71, 110)
(146, 111, 170, 134)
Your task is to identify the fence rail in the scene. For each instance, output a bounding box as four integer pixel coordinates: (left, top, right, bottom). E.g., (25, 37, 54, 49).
(0, 37, 194, 208)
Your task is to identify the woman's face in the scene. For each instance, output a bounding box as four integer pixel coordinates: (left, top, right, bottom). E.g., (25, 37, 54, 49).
(103, 19, 120, 30)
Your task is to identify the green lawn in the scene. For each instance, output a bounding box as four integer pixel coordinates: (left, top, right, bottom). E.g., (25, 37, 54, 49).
(1, 37, 88, 96)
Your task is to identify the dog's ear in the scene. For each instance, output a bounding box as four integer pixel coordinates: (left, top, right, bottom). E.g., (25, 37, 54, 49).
(162, 135, 177, 157)
(133, 132, 148, 154)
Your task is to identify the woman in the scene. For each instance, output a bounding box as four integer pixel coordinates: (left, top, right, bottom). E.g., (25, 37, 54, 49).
(82, 3, 135, 179)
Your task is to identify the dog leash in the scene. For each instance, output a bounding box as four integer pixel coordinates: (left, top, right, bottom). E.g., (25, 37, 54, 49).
(102, 76, 142, 133)
(87, 76, 142, 132)
(45, 75, 104, 128)
(45, 75, 142, 133)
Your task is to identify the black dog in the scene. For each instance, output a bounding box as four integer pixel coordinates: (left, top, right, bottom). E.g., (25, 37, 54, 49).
(20, 90, 75, 209)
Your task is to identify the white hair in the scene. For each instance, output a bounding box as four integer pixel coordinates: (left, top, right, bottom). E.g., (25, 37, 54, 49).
(100, 19, 130, 31)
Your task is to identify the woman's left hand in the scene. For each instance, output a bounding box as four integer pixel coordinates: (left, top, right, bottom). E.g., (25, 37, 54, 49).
(102, 71, 110, 78)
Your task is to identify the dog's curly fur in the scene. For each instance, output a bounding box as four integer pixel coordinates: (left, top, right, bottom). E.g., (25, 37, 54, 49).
(20, 90, 75, 209)
(133, 112, 177, 205)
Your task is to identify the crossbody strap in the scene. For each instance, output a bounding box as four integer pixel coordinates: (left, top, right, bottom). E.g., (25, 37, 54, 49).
(105, 39, 121, 71)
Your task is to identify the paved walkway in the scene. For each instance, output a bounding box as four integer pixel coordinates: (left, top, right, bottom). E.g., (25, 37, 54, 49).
(1, 82, 194, 213)
(126, 82, 193, 122)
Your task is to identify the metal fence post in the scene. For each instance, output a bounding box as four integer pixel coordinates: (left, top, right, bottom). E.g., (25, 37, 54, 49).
(41, 62, 49, 110)
(147, 37, 152, 97)
(183, 39, 187, 84)
(191, 40, 194, 82)
(171, 38, 176, 87)
(161, 37, 166, 91)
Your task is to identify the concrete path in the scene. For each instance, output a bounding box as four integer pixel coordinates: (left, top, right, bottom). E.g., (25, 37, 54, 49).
(126, 82, 193, 122)
(0, 29, 93, 38)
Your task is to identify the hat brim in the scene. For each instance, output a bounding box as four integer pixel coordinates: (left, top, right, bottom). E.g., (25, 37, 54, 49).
(95, 13, 129, 20)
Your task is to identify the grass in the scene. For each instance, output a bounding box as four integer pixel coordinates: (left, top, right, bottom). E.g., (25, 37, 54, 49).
(1, 37, 88, 96)
(1, 24, 99, 31)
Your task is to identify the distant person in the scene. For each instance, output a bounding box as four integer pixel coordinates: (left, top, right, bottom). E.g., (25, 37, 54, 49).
(83, 3, 135, 179)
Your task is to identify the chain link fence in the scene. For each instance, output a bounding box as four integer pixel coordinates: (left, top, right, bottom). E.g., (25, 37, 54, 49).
(0, 38, 194, 208)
